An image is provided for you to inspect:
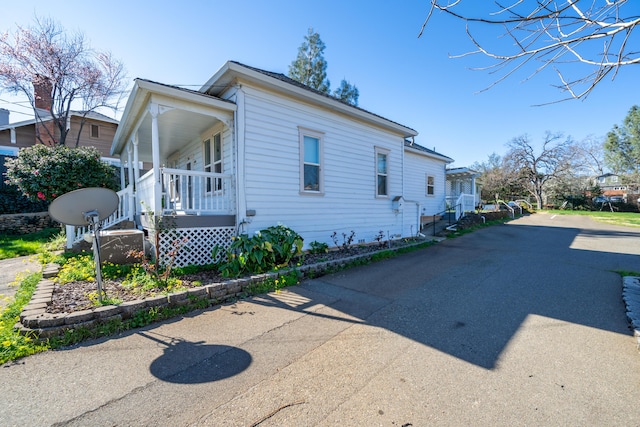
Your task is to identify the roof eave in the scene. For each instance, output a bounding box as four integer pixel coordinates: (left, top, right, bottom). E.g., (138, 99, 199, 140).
(203, 61, 418, 138)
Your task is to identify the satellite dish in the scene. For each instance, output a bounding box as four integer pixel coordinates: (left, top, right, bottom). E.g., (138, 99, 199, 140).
(49, 187, 120, 303)
(49, 187, 119, 226)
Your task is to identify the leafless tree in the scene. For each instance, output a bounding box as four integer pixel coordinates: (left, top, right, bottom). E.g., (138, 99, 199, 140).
(504, 132, 576, 208)
(0, 16, 127, 146)
(420, 1, 640, 102)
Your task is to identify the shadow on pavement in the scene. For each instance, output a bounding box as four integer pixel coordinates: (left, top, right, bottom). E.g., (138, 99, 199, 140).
(246, 219, 640, 370)
(142, 331, 252, 383)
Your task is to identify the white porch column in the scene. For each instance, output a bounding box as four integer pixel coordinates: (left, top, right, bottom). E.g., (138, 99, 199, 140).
(119, 155, 126, 190)
(127, 143, 135, 220)
(132, 135, 140, 215)
(149, 103, 162, 215)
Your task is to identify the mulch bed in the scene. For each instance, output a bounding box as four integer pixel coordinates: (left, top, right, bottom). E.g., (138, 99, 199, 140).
(46, 242, 403, 314)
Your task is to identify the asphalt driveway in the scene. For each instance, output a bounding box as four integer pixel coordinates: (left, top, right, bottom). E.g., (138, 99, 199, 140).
(2, 213, 640, 426)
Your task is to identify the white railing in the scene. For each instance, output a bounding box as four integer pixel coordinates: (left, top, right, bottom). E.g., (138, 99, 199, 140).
(161, 167, 234, 215)
(136, 169, 156, 214)
(446, 193, 478, 220)
(65, 186, 135, 248)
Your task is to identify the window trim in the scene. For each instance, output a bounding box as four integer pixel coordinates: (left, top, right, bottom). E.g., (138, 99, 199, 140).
(375, 147, 390, 198)
(426, 174, 435, 196)
(90, 124, 99, 139)
(203, 132, 222, 194)
(299, 127, 324, 195)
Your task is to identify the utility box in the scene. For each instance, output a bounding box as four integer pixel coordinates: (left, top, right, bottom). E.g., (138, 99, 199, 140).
(392, 196, 405, 212)
(100, 229, 144, 264)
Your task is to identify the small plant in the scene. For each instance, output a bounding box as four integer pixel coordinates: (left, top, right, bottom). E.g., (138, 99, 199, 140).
(213, 225, 303, 278)
(373, 230, 386, 247)
(309, 241, 329, 254)
(87, 291, 122, 307)
(342, 230, 356, 252)
(330, 230, 356, 252)
(127, 236, 188, 289)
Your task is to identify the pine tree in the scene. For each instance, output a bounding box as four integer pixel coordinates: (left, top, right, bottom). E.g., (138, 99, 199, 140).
(288, 28, 330, 94)
(334, 79, 359, 106)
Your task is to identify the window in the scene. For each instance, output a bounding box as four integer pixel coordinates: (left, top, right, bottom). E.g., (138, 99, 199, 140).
(426, 175, 435, 196)
(203, 133, 222, 192)
(375, 147, 389, 197)
(299, 128, 324, 194)
(90, 124, 99, 138)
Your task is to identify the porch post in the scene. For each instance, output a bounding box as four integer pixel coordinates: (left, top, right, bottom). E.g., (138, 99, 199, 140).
(119, 156, 126, 190)
(149, 103, 162, 216)
(132, 135, 140, 215)
(127, 143, 135, 220)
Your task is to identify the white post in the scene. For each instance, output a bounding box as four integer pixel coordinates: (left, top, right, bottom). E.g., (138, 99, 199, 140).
(132, 135, 140, 215)
(65, 225, 75, 249)
(149, 103, 162, 216)
(119, 155, 126, 191)
(127, 143, 135, 220)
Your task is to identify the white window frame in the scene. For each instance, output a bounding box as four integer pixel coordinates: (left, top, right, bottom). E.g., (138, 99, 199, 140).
(203, 132, 222, 194)
(375, 147, 390, 198)
(426, 174, 435, 196)
(299, 127, 324, 195)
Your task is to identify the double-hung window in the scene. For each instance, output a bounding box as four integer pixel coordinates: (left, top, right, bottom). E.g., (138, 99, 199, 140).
(375, 147, 389, 197)
(204, 133, 222, 193)
(299, 128, 324, 194)
(426, 175, 435, 196)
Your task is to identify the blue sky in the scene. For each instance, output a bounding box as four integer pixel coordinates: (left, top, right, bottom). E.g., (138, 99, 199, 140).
(1, 0, 638, 167)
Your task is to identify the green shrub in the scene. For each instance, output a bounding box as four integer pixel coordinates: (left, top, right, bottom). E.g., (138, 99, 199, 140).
(4, 144, 119, 203)
(213, 225, 303, 278)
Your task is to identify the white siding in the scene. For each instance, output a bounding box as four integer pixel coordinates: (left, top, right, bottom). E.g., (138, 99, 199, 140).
(402, 150, 448, 236)
(237, 85, 408, 248)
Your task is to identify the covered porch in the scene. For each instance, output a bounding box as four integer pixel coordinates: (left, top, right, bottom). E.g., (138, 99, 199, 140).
(446, 167, 482, 220)
(108, 79, 240, 266)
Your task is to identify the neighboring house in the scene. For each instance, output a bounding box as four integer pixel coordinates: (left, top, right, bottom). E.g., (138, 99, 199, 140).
(594, 173, 638, 200)
(0, 109, 120, 160)
(0, 107, 123, 196)
(104, 61, 457, 267)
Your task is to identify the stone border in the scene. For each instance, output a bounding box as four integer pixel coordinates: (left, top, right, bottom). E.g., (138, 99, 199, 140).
(623, 276, 640, 349)
(16, 241, 436, 339)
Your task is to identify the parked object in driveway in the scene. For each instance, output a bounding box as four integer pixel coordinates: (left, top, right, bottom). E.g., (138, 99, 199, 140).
(592, 196, 609, 204)
(609, 196, 624, 204)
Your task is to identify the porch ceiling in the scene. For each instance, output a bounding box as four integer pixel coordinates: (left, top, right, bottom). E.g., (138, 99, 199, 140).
(135, 108, 221, 162)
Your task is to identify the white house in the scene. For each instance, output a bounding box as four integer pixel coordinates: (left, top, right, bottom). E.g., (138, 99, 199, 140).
(96, 61, 455, 266)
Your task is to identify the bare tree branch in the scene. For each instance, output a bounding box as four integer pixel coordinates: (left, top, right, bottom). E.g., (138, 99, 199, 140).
(419, 1, 639, 102)
(0, 16, 127, 146)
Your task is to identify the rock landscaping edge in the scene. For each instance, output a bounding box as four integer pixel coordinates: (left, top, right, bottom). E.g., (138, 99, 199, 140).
(15, 241, 436, 339)
(623, 276, 640, 350)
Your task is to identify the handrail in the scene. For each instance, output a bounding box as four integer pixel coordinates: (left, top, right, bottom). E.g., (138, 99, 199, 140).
(432, 204, 460, 236)
(498, 201, 516, 218)
(514, 199, 533, 210)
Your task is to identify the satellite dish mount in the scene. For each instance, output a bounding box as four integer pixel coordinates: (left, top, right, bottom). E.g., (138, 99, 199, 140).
(48, 188, 119, 303)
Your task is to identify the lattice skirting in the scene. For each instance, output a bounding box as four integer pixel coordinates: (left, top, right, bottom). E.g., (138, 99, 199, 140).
(156, 226, 235, 267)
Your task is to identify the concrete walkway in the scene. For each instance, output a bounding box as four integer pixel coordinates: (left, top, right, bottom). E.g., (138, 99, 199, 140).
(0, 255, 41, 308)
(2, 214, 640, 426)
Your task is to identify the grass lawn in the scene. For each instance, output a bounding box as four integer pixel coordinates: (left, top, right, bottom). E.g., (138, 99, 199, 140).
(0, 228, 62, 260)
(544, 210, 640, 228)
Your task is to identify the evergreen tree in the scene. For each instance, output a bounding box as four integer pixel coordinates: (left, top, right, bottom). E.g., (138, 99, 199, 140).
(334, 79, 359, 106)
(604, 105, 640, 176)
(288, 28, 330, 94)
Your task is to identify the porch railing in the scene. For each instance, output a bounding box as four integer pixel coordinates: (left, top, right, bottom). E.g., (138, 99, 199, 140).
(65, 186, 135, 248)
(446, 193, 477, 220)
(161, 167, 233, 215)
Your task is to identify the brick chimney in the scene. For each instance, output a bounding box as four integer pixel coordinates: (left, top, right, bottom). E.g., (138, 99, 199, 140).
(32, 75, 57, 145)
(33, 75, 53, 111)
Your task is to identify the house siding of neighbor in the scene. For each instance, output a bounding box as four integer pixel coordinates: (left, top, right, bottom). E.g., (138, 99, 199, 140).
(109, 61, 455, 266)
